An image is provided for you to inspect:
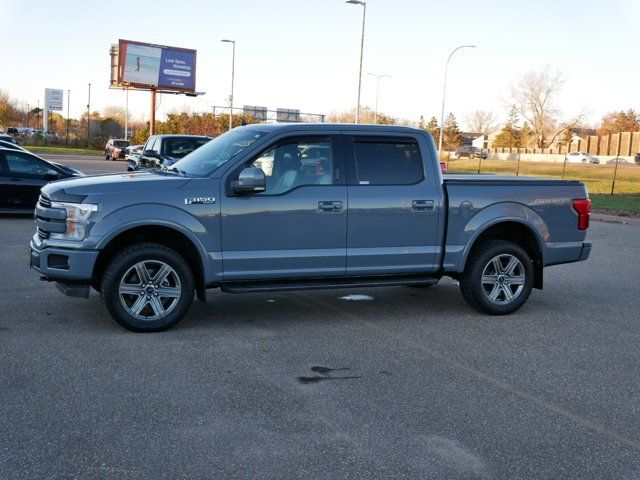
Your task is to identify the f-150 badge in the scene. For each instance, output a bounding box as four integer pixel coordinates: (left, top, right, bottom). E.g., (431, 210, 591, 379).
(185, 197, 216, 205)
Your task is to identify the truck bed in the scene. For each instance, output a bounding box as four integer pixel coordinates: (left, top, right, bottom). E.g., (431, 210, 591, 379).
(442, 174, 590, 272)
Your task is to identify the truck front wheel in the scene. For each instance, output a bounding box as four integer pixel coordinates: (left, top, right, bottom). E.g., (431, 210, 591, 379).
(460, 240, 533, 315)
(101, 243, 194, 332)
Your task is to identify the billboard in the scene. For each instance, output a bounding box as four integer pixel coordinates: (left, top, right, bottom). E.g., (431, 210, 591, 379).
(276, 108, 300, 123)
(45, 88, 63, 111)
(117, 39, 196, 92)
(243, 105, 267, 122)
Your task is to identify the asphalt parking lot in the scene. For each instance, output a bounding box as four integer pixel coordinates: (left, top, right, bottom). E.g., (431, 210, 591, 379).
(2, 157, 640, 479)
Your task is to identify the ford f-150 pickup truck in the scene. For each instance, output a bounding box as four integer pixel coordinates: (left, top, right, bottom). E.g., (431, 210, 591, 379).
(30, 124, 591, 332)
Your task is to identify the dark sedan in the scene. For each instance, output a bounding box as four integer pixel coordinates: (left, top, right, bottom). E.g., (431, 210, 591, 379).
(0, 147, 83, 213)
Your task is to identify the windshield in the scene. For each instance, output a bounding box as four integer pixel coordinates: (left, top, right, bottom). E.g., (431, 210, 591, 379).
(163, 137, 210, 158)
(114, 140, 130, 147)
(172, 128, 268, 177)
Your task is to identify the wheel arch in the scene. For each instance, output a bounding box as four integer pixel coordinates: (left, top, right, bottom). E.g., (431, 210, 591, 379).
(463, 219, 545, 289)
(92, 224, 206, 294)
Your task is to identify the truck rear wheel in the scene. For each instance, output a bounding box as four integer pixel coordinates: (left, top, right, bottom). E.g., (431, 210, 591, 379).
(460, 240, 533, 315)
(101, 243, 194, 332)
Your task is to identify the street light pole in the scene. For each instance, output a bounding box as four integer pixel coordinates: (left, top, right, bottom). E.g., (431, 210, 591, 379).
(367, 73, 391, 124)
(438, 45, 476, 155)
(221, 39, 236, 131)
(66, 90, 70, 145)
(87, 83, 91, 148)
(346, 0, 366, 124)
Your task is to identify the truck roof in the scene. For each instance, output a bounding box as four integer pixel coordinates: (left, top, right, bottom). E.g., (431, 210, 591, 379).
(242, 123, 425, 135)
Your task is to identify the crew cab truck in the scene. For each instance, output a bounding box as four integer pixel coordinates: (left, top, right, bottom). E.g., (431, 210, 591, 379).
(30, 124, 592, 332)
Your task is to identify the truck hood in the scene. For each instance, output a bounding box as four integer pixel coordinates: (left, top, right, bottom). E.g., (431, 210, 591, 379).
(41, 172, 190, 201)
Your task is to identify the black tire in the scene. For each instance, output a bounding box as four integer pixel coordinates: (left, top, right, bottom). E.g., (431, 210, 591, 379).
(101, 243, 194, 332)
(460, 239, 533, 315)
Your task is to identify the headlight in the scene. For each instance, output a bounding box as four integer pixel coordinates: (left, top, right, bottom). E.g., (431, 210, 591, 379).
(50, 202, 98, 241)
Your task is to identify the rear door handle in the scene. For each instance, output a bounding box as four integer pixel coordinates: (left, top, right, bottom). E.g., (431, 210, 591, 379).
(411, 200, 434, 212)
(318, 201, 343, 212)
(9, 177, 23, 182)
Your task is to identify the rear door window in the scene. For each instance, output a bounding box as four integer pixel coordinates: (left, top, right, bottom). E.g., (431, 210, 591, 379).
(351, 137, 423, 185)
(4, 151, 53, 178)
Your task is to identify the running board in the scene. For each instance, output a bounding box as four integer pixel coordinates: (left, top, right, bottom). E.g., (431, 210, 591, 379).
(220, 275, 439, 294)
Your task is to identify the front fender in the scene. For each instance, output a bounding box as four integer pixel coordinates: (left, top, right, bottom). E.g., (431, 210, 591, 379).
(444, 202, 548, 273)
(90, 204, 215, 281)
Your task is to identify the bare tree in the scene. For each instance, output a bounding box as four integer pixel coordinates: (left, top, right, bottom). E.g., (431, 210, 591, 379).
(465, 110, 498, 135)
(510, 68, 584, 148)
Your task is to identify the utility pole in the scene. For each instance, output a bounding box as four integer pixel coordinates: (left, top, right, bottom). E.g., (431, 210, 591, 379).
(221, 39, 236, 131)
(87, 83, 91, 148)
(346, 0, 366, 124)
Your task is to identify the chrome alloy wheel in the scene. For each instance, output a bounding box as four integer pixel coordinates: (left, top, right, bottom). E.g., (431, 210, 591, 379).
(118, 260, 182, 320)
(480, 254, 525, 305)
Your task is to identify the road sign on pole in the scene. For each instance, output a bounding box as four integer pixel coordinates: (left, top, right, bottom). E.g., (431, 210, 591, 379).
(44, 88, 63, 132)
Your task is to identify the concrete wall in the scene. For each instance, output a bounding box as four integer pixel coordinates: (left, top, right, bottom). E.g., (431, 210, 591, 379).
(486, 152, 636, 164)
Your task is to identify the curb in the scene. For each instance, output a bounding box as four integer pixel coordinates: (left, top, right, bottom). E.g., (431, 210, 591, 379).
(592, 213, 640, 226)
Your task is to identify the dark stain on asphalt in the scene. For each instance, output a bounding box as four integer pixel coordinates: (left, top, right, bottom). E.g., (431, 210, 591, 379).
(297, 375, 362, 384)
(297, 366, 361, 384)
(310, 366, 350, 374)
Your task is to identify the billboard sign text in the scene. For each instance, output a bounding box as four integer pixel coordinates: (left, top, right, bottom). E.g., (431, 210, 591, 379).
(117, 39, 196, 92)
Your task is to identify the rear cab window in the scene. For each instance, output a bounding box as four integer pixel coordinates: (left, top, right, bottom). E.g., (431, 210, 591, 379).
(348, 136, 424, 185)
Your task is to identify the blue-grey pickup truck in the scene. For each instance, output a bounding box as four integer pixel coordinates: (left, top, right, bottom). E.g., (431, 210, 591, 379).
(30, 124, 591, 331)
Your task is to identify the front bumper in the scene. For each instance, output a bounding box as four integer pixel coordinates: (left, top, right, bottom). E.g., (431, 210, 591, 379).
(30, 240, 99, 283)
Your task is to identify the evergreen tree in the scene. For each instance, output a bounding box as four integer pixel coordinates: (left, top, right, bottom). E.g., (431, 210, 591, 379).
(426, 116, 439, 142)
(442, 113, 462, 151)
(493, 106, 521, 148)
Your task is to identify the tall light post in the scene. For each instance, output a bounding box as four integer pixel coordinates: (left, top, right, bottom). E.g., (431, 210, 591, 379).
(346, 0, 366, 124)
(438, 45, 476, 155)
(66, 90, 70, 145)
(367, 72, 390, 124)
(221, 39, 236, 131)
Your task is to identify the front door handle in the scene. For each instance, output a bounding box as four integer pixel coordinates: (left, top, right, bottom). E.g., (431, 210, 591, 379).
(9, 177, 23, 182)
(412, 200, 434, 212)
(318, 201, 343, 212)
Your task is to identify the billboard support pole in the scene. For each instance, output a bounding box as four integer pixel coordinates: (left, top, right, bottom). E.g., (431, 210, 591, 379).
(150, 89, 157, 135)
(124, 89, 129, 140)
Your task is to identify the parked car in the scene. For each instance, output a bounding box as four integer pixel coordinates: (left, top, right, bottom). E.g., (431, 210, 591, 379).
(129, 134, 212, 171)
(0, 134, 17, 144)
(125, 144, 144, 163)
(455, 146, 486, 159)
(606, 157, 631, 165)
(635, 152, 640, 164)
(565, 152, 600, 164)
(0, 147, 83, 213)
(105, 139, 131, 160)
(30, 124, 591, 331)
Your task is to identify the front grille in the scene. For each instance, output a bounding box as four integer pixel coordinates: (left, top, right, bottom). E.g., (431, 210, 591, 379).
(39, 194, 51, 208)
(37, 228, 50, 240)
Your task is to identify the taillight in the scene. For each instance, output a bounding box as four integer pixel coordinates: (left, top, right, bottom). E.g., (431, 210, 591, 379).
(440, 162, 447, 174)
(573, 198, 591, 230)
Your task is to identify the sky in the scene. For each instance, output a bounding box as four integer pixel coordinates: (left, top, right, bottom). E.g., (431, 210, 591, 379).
(3, 0, 639, 129)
